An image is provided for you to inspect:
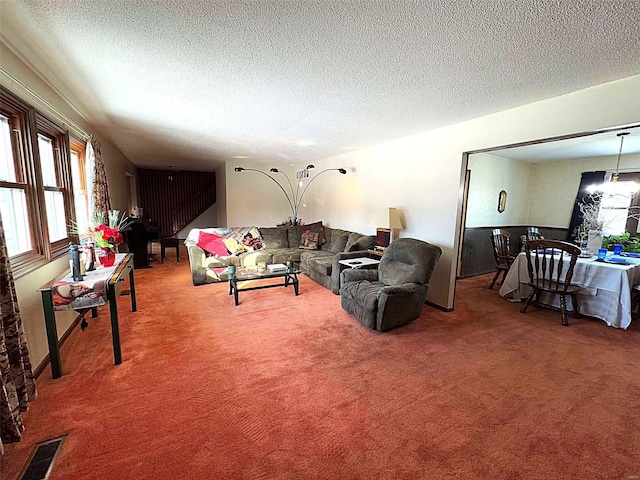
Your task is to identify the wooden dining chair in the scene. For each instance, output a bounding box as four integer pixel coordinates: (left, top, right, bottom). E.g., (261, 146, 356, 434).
(489, 229, 516, 289)
(520, 239, 581, 326)
(526, 226, 545, 241)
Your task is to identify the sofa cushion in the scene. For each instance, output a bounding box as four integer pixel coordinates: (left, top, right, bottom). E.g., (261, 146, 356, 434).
(267, 248, 302, 264)
(345, 232, 362, 252)
(302, 253, 333, 276)
(239, 250, 273, 267)
(196, 232, 229, 257)
(299, 221, 326, 246)
(327, 229, 350, 254)
(345, 234, 375, 252)
(287, 227, 302, 249)
(259, 227, 289, 248)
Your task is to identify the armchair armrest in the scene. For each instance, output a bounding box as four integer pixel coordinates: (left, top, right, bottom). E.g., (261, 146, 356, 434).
(341, 268, 379, 284)
(330, 250, 377, 294)
(376, 283, 429, 332)
(379, 283, 421, 295)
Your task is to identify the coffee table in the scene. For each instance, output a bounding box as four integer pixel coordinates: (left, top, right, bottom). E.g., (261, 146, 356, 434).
(229, 267, 301, 305)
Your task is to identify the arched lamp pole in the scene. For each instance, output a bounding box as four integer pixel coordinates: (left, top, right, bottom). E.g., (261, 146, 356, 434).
(234, 165, 346, 225)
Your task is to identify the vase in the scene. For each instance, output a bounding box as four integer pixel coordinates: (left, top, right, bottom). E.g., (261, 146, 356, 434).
(98, 247, 116, 267)
(586, 230, 604, 255)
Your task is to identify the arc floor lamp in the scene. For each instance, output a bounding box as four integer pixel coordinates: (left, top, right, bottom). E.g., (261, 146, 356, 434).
(234, 165, 346, 225)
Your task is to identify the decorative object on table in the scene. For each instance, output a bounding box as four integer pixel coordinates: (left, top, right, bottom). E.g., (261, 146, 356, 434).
(614, 243, 624, 255)
(87, 210, 133, 267)
(97, 247, 116, 267)
(520, 239, 582, 327)
(598, 248, 608, 261)
(267, 263, 288, 273)
(257, 261, 267, 273)
(572, 193, 604, 255)
(601, 232, 640, 253)
(234, 165, 346, 225)
(84, 240, 96, 271)
(286, 256, 294, 270)
(69, 243, 83, 281)
(369, 207, 404, 252)
(227, 265, 236, 276)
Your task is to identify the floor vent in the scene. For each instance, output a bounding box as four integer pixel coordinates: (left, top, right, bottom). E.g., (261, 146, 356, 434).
(19, 436, 66, 480)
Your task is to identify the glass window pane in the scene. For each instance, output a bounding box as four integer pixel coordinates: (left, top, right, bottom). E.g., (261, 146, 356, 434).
(44, 190, 66, 241)
(0, 187, 31, 256)
(70, 150, 81, 187)
(599, 191, 632, 235)
(0, 115, 16, 182)
(38, 134, 57, 187)
(70, 150, 88, 234)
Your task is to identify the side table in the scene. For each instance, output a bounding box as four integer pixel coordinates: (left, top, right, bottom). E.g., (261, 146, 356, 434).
(161, 237, 181, 263)
(38, 253, 137, 379)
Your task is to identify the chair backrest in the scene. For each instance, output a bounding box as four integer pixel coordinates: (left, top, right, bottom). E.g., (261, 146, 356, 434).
(523, 239, 580, 292)
(526, 227, 545, 241)
(378, 238, 442, 286)
(490, 229, 512, 266)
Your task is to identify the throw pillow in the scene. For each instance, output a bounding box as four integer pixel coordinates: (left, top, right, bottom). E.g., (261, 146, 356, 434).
(298, 221, 326, 246)
(241, 226, 264, 252)
(223, 237, 247, 256)
(299, 230, 319, 250)
(196, 232, 229, 257)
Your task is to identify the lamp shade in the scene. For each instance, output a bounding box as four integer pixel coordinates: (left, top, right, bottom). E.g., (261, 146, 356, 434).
(369, 207, 404, 229)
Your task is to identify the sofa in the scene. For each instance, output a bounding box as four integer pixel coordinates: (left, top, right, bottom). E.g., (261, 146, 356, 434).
(185, 223, 375, 294)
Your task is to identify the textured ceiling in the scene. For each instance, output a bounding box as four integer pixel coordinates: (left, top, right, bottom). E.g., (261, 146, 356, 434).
(1, 0, 640, 171)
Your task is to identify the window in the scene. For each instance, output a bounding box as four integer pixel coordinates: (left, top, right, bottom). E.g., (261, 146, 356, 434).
(597, 172, 640, 236)
(1, 88, 79, 277)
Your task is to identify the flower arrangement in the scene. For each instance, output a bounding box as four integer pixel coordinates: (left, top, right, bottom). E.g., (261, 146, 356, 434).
(573, 193, 603, 245)
(88, 210, 133, 248)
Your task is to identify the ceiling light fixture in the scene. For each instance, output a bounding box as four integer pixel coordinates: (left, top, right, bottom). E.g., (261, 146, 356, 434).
(587, 132, 638, 195)
(234, 165, 346, 225)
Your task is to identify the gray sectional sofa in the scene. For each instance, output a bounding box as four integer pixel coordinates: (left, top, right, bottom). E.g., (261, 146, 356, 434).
(185, 225, 375, 294)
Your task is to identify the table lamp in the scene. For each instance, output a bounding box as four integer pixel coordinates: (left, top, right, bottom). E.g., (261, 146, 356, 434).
(369, 207, 404, 251)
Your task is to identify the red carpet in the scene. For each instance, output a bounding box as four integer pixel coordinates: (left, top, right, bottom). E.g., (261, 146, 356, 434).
(2, 252, 639, 479)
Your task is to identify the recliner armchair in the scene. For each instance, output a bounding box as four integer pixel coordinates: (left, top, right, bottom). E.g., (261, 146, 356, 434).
(339, 238, 442, 331)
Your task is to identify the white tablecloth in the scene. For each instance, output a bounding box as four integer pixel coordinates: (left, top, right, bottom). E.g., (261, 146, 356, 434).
(498, 252, 640, 329)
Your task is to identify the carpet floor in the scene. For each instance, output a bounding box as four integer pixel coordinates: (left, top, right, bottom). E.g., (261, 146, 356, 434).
(2, 253, 639, 479)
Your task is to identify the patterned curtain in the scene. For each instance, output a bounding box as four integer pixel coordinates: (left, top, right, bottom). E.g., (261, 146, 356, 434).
(89, 135, 111, 223)
(0, 213, 37, 455)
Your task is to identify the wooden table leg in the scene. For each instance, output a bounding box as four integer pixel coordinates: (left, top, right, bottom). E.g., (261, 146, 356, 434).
(129, 267, 137, 312)
(41, 290, 62, 379)
(107, 285, 122, 365)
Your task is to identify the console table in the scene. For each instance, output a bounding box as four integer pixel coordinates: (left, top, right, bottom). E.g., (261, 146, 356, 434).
(38, 253, 137, 378)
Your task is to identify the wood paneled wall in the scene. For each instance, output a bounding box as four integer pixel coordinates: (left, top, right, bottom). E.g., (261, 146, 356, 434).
(137, 168, 216, 238)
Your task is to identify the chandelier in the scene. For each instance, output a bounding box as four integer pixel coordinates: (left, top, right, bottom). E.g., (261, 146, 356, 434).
(234, 164, 346, 225)
(587, 132, 638, 195)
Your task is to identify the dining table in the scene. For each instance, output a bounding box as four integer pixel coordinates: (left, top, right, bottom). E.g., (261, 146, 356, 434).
(499, 251, 640, 329)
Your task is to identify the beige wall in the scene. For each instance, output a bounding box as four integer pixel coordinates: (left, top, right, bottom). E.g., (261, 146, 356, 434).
(1, 42, 136, 370)
(466, 153, 533, 228)
(465, 152, 640, 230)
(225, 162, 307, 227)
(528, 153, 640, 228)
(268, 75, 640, 310)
